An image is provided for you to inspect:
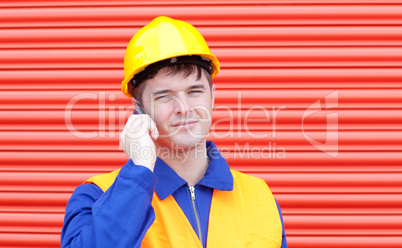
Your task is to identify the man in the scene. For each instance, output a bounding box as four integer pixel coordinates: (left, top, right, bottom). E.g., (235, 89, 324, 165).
(61, 16, 287, 248)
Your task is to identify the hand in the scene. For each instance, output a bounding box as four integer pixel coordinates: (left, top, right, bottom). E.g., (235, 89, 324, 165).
(120, 114, 159, 171)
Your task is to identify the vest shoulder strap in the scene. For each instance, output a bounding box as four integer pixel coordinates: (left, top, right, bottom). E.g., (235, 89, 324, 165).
(84, 169, 120, 192)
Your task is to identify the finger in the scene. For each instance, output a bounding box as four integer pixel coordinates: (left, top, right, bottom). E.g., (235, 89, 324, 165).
(125, 115, 142, 132)
(125, 115, 148, 139)
(119, 138, 129, 157)
(151, 127, 159, 140)
(120, 128, 126, 144)
(136, 114, 158, 140)
(123, 114, 158, 140)
(119, 140, 126, 152)
(146, 116, 159, 140)
(121, 117, 135, 141)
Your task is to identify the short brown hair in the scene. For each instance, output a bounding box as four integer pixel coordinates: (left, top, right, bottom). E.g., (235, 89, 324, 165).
(130, 64, 213, 105)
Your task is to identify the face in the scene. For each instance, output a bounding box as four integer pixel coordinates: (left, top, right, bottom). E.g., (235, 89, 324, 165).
(140, 68, 215, 150)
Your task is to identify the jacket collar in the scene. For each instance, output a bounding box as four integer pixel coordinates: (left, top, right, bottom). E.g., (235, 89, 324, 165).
(154, 141, 233, 200)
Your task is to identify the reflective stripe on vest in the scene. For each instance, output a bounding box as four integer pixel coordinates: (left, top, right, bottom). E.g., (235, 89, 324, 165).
(85, 169, 282, 248)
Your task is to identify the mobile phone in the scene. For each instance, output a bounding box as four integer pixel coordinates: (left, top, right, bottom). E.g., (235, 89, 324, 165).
(133, 101, 146, 115)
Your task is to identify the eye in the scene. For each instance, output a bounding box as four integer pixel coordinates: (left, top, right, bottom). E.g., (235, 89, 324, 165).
(155, 95, 168, 101)
(154, 93, 175, 102)
(189, 90, 203, 94)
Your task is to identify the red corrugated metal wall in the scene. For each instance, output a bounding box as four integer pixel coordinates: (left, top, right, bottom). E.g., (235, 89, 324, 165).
(1, 1, 402, 247)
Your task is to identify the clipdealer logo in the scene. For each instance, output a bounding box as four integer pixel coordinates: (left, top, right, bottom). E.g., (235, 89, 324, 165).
(302, 90, 339, 157)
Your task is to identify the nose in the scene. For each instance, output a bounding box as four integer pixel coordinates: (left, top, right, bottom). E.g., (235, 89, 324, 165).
(173, 93, 192, 116)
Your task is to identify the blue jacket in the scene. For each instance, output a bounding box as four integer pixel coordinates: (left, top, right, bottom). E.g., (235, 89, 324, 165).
(61, 141, 287, 248)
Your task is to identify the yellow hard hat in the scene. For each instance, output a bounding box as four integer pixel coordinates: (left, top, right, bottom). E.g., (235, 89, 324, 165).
(121, 16, 220, 98)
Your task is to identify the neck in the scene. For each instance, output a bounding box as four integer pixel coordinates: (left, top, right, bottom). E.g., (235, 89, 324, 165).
(156, 142, 209, 186)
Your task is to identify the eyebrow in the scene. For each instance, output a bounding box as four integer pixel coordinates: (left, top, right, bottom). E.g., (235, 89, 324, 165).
(151, 84, 205, 96)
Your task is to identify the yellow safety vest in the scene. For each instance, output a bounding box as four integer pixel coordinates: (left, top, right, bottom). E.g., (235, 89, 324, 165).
(86, 169, 282, 248)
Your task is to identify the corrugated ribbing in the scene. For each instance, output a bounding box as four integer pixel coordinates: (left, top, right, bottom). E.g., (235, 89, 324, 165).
(0, 1, 401, 247)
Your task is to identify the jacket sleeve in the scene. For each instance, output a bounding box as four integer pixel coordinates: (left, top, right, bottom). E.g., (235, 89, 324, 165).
(61, 159, 157, 248)
(276, 200, 288, 248)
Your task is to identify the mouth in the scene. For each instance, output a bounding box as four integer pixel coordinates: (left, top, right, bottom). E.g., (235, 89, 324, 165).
(172, 120, 198, 129)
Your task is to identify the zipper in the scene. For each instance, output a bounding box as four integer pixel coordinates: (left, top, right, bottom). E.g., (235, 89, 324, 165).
(189, 186, 202, 245)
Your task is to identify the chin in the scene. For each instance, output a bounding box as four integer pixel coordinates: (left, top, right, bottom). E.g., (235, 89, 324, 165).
(173, 137, 206, 150)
